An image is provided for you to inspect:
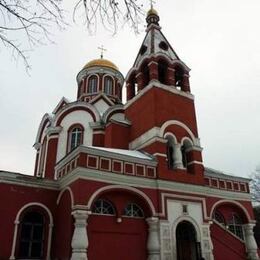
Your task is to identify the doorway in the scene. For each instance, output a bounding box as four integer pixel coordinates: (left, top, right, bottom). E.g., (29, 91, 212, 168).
(176, 221, 201, 260)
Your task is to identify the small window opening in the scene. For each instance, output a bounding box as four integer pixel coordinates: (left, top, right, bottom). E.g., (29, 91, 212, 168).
(140, 45, 147, 55)
(69, 127, 83, 152)
(92, 199, 115, 215)
(88, 76, 98, 93)
(175, 67, 184, 90)
(166, 136, 175, 170)
(123, 203, 144, 218)
(158, 61, 168, 85)
(181, 146, 188, 168)
(159, 41, 169, 51)
(104, 76, 113, 95)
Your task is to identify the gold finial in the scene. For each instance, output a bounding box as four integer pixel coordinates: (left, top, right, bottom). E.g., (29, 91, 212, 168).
(98, 45, 107, 59)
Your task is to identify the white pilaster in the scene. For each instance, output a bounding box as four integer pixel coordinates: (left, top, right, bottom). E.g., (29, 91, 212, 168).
(173, 143, 183, 169)
(71, 209, 89, 260)
(244, 223, 259, 260)
(147, 217, 161, 260)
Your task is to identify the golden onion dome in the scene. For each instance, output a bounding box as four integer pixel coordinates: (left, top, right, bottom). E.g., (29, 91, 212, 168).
(83, 58, 119, 71)
(147, 7, 158, 16)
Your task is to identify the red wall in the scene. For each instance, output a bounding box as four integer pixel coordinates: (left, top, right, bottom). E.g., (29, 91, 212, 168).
(52, 190, 73, 259)
(88, 215, 147, 260)
(0, 183, 57, 259)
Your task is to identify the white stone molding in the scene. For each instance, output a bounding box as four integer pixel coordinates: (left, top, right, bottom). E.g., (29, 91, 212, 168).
(71, 208, 90, 260)
(159, 193, 208, 220)
(87, 184, 156, 216)
(56, 186, 75, 208)
(124, 80, 194, 109)
(209, 199, 252, 222)
(9, 202, 53, 260)
(243, 223, 259, 260)
(146, 217, 161, 260)
(159, 120, 199, 146)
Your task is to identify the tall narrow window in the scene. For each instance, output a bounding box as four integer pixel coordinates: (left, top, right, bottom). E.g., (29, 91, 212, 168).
(104, 76, 113, 95)
(88, 75, 98, 94)
(175, 66, 184, 90)
(167, 142, 174, 169)
(228, 214, 244, 240)
(166, 136, 175, 170)
(68, 125, 83, 152)
(181, 145, 188, 168)
(18, 211, 45, 259)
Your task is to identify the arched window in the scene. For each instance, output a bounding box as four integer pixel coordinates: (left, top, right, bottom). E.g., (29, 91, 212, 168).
(17, 211, 45, 259)
(68, 125, 83, 152)
(181, 139, 193, 168)
(213, 210, 225, 226)
(175, 66, 184, 90)
(104, 76, 113, 95)
(228, 214, 244, 240)
(92, 199, 115, 215)
(88, 75, 98, 94)
(158, 60, 168, 85)
(166, 135, 175, 169)
(123, 203, 144, 218)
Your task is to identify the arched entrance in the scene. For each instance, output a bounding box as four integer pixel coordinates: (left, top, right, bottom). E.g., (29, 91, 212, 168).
(176, 221, 201, 260)
(87, 188, 153, 260)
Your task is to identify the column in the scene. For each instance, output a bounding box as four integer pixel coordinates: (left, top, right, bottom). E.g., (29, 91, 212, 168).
(173, 143, 184, 169)
(244, 223, 259, 260)
(182, 74, 190, 92)
(148, 61, 159, 81)
(126, 82, 135, 100)
(146, 217, 160, 260)
(71, 209, 89, 260)
(166, 66, 175, 85)
(136, 72, 145, 91)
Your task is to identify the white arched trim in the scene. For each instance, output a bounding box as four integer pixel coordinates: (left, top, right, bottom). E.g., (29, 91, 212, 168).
(210, 199, 251, 222)
(56, 187, 75, 209)
(180, 136, 193, 146)
(160, 120, 196, 143)
(54, 102, 101, 126)
(172, 215, 202, 242)
(9, 202, 53, 260)
(164, 132, 177, 144)
(34, 113, 53, 144)
(87, 185, 156, 216)
(102, 104, 124, 123)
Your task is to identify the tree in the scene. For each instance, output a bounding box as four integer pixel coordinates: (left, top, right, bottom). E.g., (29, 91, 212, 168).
(250, 166, 260, 202)
(0, 0, 144, 70)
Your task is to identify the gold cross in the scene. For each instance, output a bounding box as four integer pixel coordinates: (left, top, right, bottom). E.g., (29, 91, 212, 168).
(150, 0, 156, 9)
(98, 45, 107, 59)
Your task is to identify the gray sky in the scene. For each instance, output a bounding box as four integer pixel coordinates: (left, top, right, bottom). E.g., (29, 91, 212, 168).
(1, 0, 260, 178)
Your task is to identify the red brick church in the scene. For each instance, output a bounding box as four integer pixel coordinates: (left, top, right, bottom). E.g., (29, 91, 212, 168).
(0, 7, 259, 260)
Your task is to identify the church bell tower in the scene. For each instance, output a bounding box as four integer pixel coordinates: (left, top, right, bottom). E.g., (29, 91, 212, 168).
(125, 8, 204, 185)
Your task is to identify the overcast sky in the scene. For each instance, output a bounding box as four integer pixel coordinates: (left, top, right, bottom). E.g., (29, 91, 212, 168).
(0, 0, 260, 178)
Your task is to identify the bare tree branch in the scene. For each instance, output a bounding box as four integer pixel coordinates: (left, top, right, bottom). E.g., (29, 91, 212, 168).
(0, 0, 146, 70)
(73, 0, 145, 34)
